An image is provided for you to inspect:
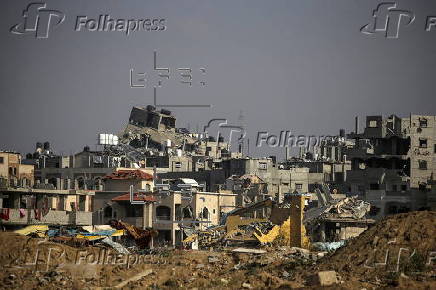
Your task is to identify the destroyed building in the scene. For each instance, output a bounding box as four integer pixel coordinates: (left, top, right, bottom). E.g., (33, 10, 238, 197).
(224, 174, 268, 208)
(148, 185, 237, 246)
(122, 106, 231, 160)
(282, 131, 353, 194)
(346, 114, 436, 219)
(221, 157, 311, 202)
(0, 152, 95, 228)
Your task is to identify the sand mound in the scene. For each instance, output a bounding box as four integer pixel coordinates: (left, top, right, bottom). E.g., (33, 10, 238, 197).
(314, 211, 436, 287)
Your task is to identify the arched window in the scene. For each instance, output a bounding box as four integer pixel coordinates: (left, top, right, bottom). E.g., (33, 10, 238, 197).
(156, 206, 171, 220)
(94, 177, 102, 190)
(202, 207, 209, 219)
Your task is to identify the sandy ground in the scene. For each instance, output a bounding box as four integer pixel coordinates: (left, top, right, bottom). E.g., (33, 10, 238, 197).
(0, 211, 435, 289)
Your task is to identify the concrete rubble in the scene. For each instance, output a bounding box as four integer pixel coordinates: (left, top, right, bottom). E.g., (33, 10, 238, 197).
(179, 188, 372, 250)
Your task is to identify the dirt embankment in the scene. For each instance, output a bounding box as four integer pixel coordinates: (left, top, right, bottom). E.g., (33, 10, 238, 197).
(299, 211, 436, 288)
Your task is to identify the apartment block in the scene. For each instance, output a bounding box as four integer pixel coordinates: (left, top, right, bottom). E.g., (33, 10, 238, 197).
(346, 114, 435, 219)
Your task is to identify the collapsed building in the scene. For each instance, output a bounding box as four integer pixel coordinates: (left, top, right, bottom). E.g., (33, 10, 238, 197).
(181, 185, 373, 250)
(122, 105, 234, 161)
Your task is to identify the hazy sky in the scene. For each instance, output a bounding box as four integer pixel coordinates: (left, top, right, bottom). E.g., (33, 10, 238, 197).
(1, 0, 435, 159)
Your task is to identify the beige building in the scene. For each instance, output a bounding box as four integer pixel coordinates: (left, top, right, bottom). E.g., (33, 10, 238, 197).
(0, 151, 34, 188)
(0, 187, 94, 227)
(146, 190, 237, 246)
(102, 175, 237, 246)
(93, 169, 155, 226)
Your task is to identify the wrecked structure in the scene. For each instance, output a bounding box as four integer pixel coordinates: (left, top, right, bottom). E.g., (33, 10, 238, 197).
(182, 184, 372, 250)
(221, 157, 311, 202)
(91, 166, 237, 246)
(1, 109, 434, 289)
(149, 185, 237, 246)
(304, 188, 373, 242)
(25, 106, 236, 193)
(282, 131, 353, 194)
(224, 174, 268, 210)
(122, 106, 233, 161)
(347, 114, 436, 219)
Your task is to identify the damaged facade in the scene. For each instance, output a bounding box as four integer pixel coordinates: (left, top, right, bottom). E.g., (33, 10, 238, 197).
(347, 115, 436, 219)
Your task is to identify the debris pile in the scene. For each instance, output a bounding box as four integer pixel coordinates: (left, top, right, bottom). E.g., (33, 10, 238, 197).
(13, 220, 157, 253)
(109, 219, 158, 249)
(322, 196, 371, 220)
(183, 190, 371, 249)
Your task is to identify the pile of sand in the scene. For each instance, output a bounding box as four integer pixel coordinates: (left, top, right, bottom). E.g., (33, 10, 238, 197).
(312, 211, 436, 287)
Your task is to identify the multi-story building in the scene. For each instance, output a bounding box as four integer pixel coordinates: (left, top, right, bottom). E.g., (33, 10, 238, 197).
(347, 114, 435, 219)
(282, 160, 351, 194)
(0, 187, 94, 227)
(222, 157, 310, 201)
(146, 188, 236, 246)
(93, 168, 155, 227)
(97, 173, 236, 246)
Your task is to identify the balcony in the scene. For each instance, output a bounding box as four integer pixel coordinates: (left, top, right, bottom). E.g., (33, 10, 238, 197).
(0, 209, 92, 226)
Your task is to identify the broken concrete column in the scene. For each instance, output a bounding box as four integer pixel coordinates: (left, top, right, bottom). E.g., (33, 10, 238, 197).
(289, 193, 304, 248)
